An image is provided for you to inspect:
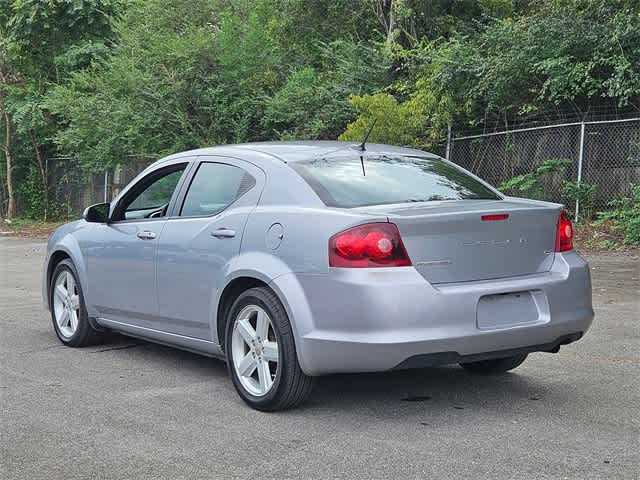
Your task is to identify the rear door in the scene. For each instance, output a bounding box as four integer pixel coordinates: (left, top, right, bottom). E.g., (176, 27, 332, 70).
(155, 156, 264, 340)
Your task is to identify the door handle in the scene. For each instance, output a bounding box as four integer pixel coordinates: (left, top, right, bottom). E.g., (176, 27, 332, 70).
(210, 228, 236, 239)
(137, 230, 157, 240)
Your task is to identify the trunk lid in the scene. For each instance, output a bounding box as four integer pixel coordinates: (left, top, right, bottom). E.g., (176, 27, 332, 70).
(355, 199, 560, 284)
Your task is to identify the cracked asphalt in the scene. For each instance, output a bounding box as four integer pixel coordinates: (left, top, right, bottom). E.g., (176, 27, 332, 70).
(1, 236, 638, 479)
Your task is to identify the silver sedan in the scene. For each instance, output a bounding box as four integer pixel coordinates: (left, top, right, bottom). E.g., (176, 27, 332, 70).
(42, 141, 593, 411)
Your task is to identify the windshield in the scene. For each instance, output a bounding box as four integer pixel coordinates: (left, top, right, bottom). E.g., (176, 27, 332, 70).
(291, 154, 501, 207)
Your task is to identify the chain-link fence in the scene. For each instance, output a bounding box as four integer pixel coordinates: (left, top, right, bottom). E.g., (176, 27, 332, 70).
(22, 156, 156, 219)
(447, 118, 640, 219)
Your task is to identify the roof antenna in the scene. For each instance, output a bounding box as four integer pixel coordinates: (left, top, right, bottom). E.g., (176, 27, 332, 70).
(358, 118, 377, 152)
(357, 118, 377, 176)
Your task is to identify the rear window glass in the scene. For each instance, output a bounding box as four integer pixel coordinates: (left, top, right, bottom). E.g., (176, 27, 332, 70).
(291, 155, 500, 207)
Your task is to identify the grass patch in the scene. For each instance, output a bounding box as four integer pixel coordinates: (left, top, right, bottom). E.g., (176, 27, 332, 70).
(574, 220, 639, 254)
(0, 217, 66, 239)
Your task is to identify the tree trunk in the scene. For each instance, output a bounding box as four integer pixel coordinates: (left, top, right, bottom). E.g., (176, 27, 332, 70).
(386, 0, 396, 49)
(0, 55, 18, 220)
(2, 110, 15, 219)
(30, 130, 48, 220)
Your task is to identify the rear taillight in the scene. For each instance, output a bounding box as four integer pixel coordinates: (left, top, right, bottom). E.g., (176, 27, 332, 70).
(329, 223, 412, 268)
(555, 210, 574, 252)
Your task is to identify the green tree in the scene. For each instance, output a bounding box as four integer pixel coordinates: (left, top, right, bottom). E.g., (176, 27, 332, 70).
(47, 0, 389, 168)
(0, 0, 124, 218)
(342, 0, 640, 147)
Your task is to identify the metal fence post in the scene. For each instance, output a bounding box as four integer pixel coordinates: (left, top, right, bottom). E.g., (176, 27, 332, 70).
(445, 124, 452, 160)
(103, 171, 109, 203)
(575, 121, 586, 222)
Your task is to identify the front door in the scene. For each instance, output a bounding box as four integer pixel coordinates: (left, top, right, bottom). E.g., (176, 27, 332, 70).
(156, 157, 264, 340)
(85, 162, 189, 328)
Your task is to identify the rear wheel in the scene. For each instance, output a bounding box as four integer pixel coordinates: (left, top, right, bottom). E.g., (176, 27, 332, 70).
(459, 353, 528, 374)
(50, 259, 103, 347)
(225, 287, 313, 411)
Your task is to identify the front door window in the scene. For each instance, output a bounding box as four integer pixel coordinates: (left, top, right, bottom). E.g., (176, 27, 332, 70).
(114, 165, 186, 221)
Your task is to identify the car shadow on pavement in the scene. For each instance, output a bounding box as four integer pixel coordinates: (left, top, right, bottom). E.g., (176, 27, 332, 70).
(310, 366, 553, 411)
(92, 333, 558, 416)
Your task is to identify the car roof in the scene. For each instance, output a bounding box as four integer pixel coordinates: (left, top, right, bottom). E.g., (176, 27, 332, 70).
(230, 141, 437, 162)
(151, 141, 439, 168)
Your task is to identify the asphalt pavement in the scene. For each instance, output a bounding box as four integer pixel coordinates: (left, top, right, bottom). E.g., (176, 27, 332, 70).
(1, 236, 638, 479)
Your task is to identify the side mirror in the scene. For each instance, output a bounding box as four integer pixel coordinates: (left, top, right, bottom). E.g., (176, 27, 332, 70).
(82, 202, 111, 223)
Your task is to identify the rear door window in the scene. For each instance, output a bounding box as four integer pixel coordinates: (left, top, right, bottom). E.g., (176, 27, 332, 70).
(180, 162, 255, 217)
(290, 154, 500, 207)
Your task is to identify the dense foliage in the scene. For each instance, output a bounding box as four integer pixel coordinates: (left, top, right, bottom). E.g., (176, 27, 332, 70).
(1, 0, 639, 221)
(596, 184, 640, 245)
(499, 159, 570, 201)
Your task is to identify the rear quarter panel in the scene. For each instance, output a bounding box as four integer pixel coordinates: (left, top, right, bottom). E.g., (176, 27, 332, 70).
(231, 205, 388, 365)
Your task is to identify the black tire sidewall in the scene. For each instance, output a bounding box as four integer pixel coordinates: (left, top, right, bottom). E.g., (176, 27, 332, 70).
(49, 259, 92, 347)
(224, 287, 296, 410)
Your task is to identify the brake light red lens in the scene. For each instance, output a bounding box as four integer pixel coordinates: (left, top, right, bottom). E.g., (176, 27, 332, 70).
(555, 210, 574, 252)
(481, 213, 509, 221)
(329, 223, 412, 268)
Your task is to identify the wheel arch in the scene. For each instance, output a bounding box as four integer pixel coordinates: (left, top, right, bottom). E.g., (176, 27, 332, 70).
(216, 276, 270, 350)
(46, 250, 72, 301)
(43, 236, 89, 313)
(214, 251, 294, 348)
(214, 269, 315, 376)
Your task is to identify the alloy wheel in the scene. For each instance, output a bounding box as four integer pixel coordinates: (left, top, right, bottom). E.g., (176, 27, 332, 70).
(231, 305, 279, 397)
(52, 270, 80, 338)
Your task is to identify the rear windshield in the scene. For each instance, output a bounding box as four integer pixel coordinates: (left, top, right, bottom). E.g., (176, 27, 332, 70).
(291, 154, 501, 207)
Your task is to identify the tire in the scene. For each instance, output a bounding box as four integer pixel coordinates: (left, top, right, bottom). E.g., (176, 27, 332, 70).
(459, 353, 528, 374)
(49, 259, 103, 347)
(225, 287, 313, 411)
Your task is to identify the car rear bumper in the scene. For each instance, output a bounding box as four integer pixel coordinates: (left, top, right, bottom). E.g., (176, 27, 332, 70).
(270, 251, 593, 376)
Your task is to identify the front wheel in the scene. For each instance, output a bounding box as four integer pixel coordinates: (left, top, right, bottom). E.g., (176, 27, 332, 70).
(460, 353, 528, 374)
(225, 287, 313, 411)
(49, 259, 103, 347)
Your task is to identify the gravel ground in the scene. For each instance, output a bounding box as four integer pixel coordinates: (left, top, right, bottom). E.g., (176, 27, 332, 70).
(0, 236, 638, 480)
